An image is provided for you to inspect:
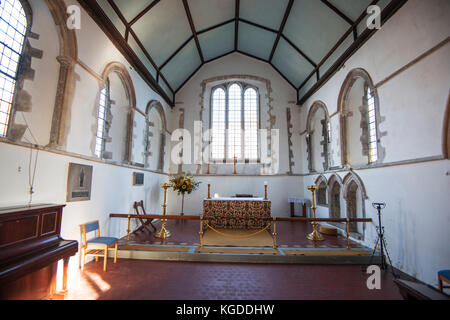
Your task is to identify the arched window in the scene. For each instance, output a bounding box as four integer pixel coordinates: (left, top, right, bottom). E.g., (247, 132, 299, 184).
(94, 78, 110, 158)
(210, 82, 260, 161)
(366, 86, 378, 163)
(339, 68, 382, 167)
(306, 101, 331, 172)
(145, 101, 167, 172)
(95, 62, 136, 162)
(0, 0, 28, 137)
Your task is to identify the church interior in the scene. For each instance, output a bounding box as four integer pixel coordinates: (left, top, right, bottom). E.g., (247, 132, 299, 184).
(0, 0, 449, 302)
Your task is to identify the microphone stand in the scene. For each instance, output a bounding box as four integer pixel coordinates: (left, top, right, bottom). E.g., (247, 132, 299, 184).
(367, 202, 397, 278)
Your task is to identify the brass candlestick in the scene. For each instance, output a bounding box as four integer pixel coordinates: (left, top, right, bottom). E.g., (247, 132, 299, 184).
(233, 156, 237, 174)
(155, 183, 171, 239)
(207, 184, 211, 199)
(307, 185, 324, 241)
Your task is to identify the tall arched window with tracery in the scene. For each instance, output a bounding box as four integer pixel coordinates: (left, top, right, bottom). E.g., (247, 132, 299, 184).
(210, 82, 260, 161)
(0, 0, 28, 137)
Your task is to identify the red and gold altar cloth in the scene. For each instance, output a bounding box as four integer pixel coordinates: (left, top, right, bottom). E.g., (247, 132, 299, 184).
(203, 198, 271, 229)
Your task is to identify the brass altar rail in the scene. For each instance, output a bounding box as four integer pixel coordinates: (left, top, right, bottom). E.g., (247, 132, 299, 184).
(109, 213, 372, 249)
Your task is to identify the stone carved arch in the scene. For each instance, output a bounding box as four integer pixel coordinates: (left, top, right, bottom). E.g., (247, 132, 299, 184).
(95, 62, 136, 163)
(307, 101, 330, 133)
(145, 100, 167, 171)
(342, 171, 368, 237)
(315, 174, 328, 206)
(146, 100, 167, 132)
(327, 174, 343, 219)
(306, 101, 331, 172)
(100, 62, 136, 108)
(342, 171, 368, 201)
(314, 174, 328, 186)
(338, 68, 384, 167)
(327, 174, 343, 189)
(45, 0, 79, 148)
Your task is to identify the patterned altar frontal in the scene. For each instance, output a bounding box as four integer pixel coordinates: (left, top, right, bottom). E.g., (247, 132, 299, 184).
(203, 198, 271, 229)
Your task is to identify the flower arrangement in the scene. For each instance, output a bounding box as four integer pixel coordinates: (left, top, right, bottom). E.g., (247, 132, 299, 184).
(170, 175, 201, 195)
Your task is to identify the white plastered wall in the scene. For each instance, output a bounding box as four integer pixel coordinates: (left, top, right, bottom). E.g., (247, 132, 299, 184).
(0, 0, 174, 272)
(300, 0, 450, 288)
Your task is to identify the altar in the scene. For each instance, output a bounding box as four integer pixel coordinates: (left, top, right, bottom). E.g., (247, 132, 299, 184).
(203, 198, 271, 229)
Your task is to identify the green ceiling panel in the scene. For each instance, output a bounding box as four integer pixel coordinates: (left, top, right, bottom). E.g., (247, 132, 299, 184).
(91, 0, 398, 104)
(114, 0, 154, 23)
(132, 0, 192, 67)
(284, 0, 349, 64)
(128, 35, 157, 79)
(188, 0, 235, 32)
(158, 77, 173, 101)
(356, 0, 391, 36)
(298, 73, 317, 99)
(96, 0, 126, 37)
(272, 37, 315, 88)
(199, 22, 235, 62)
(240, 0, 290, 31)
(161, 39, 202, 91)
(238, 22, 277, 61)
(319, 32, 353, 77)
(328, 0, 373, 21)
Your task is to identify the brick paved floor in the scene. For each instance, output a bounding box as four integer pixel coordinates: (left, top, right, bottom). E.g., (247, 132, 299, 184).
(67, 259, 402, 300)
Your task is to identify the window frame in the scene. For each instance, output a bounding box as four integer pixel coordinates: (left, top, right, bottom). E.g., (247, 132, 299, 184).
(365, 84, 379, 164)
(94, 78, 110, 159)
(0, 0, 31, 138)
(209, 81, 261, 163)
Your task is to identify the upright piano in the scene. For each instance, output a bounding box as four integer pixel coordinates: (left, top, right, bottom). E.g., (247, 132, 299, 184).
(0, 204, 78, 300)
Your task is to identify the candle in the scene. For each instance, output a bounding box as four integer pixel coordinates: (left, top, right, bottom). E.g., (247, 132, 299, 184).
(264, 181, 268, 186)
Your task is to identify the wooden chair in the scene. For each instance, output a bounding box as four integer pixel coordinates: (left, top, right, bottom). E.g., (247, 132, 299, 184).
(438, 270, 450, 293)
(79, 220, 118, 272)
(134, 201, 157, 233)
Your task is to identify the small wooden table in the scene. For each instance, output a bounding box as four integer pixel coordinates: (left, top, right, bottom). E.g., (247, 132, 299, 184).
(288, 198, 311, 218)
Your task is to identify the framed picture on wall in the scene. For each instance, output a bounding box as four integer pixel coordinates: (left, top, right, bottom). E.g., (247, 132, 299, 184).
(133, 172, 144, 186)
(67, 163, 93, 202)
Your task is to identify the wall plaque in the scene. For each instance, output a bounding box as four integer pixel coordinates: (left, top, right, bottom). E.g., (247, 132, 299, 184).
(133, 172, 144, 186)
(67, 163, 93, 202)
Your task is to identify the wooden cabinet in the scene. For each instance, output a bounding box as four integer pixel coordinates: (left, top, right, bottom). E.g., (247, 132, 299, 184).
(0, 204, 78, 300)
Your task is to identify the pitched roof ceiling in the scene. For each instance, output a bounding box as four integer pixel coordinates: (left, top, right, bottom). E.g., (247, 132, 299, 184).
(79, 0, 407, 107)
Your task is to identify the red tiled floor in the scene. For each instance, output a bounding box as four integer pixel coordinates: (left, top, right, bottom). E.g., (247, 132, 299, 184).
(67, 259, 402, 300)
(66, 220, 397, 300)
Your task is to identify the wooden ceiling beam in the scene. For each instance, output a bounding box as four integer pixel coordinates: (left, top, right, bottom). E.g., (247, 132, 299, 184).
(159, 36, 194, 70)
(281, 34, 317, 68)
(298, 0, 381, 92)
(182, 0, 204, 63)
(320, 0, 354, 25)
(197, 18, 235, 35)
(129, 0, 160, 26)
(298, 0, 408, 104)
(235, 0, 240, 50)
(239, 18, 278, 34)
(78, 0, 174, 106)
(269, 0, 294, 62)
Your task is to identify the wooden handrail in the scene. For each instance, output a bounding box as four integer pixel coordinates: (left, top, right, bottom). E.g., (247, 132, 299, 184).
(109, 213, 372, 224)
